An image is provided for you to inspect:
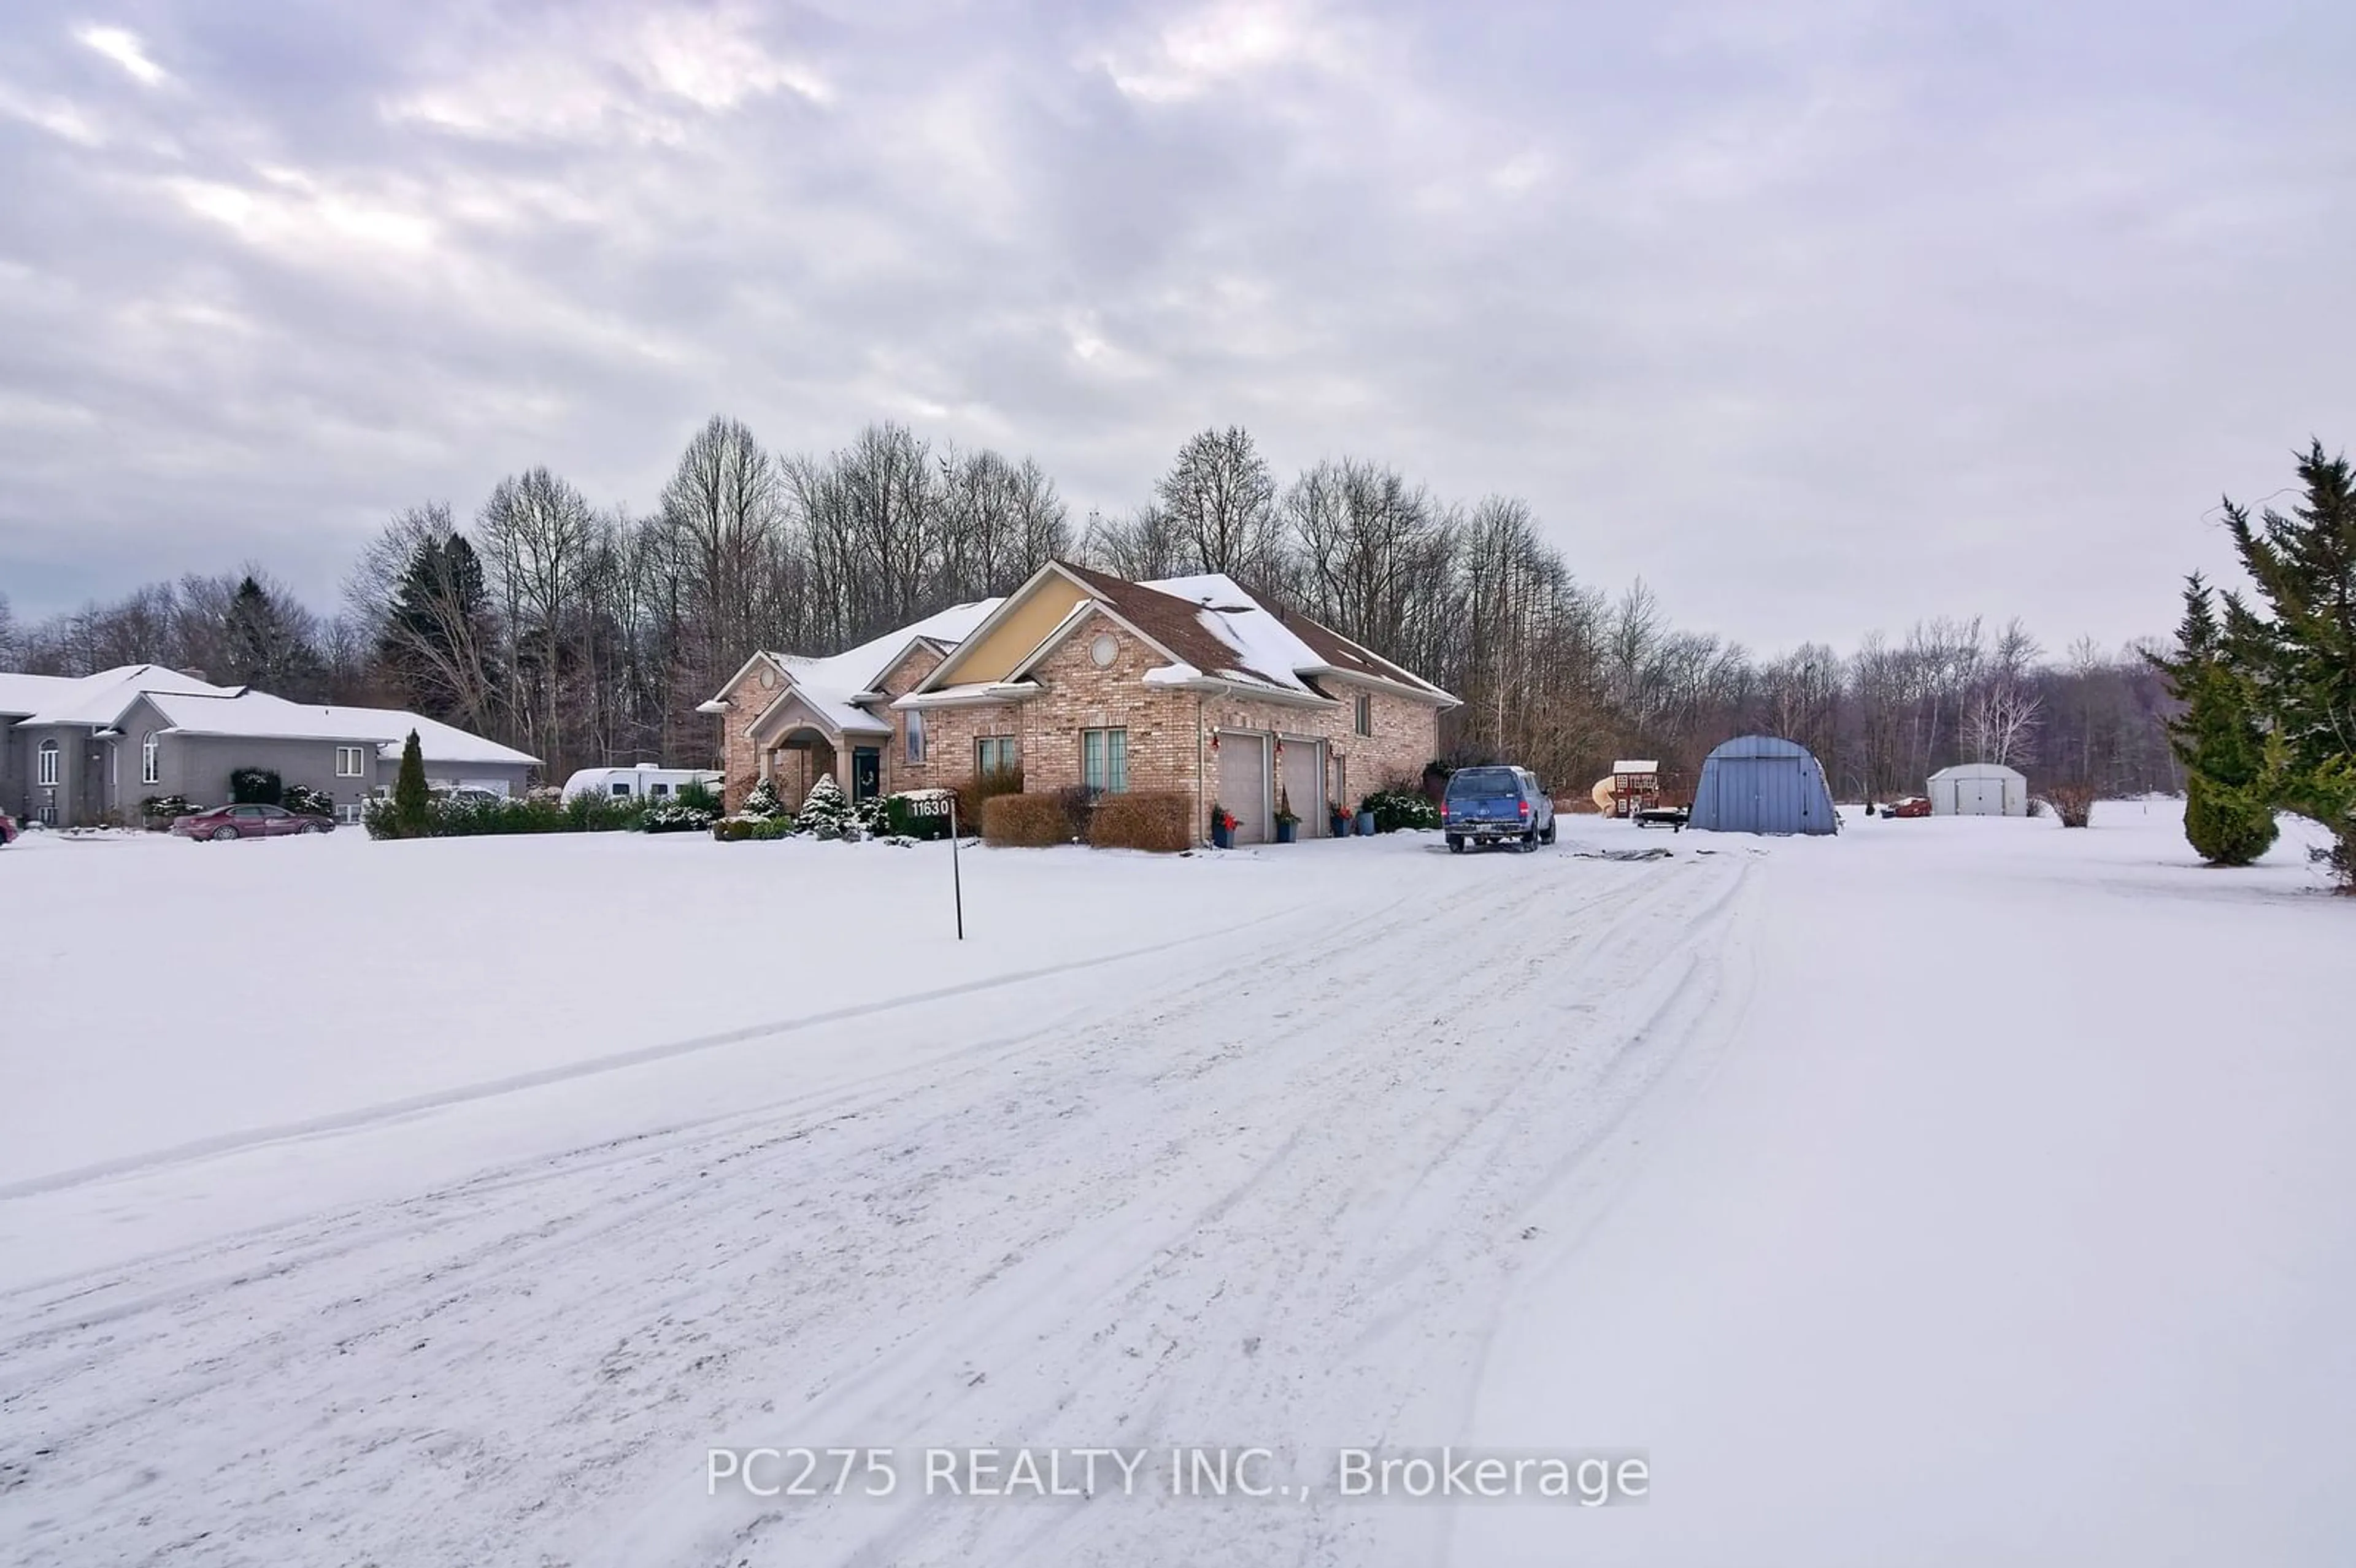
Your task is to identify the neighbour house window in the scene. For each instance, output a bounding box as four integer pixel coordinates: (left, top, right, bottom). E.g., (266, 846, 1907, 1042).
(1354, 693, 1372, 737)
(335, 746, 366, 777)
(142, 736, 160, 785)
(1082, 728, 1128, 793)
(37, 740, 59, 786)
(906, 709, 926, 765)
(976, 736, 1020, 776)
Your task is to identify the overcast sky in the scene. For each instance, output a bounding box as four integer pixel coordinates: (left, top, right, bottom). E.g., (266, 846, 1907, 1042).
(2, 0, 2350, 653)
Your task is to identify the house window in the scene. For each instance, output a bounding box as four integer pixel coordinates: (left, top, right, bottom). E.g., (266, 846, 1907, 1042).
(335, 746, 366, 777)
(1082, 728, 1128, 793)
(976, 735, 1020, 776)
(906, 709, 926, 765)
(1353, 693, 1372, 737)
(37, 740, 60, 786)
(142, 736, 161, 785)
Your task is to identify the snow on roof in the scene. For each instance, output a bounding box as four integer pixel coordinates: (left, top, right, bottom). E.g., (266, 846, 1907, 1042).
(1139, 572, 1323, 694)
(763, 598, 1002, 734)
(1138, 572, 1452, 702)
(2, 665, 239, 725)
(1612, 759, 1660, 774)
(143, 691, 539, 766)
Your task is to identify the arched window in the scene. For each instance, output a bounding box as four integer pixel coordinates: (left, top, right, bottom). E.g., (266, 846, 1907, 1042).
(37, 739, 60, 787)
(142, 734, 161, 785)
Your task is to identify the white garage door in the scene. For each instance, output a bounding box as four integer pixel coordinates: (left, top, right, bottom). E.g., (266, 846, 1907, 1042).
(1280, 737, 1325, 837)
(1218, 732, 1269, 844)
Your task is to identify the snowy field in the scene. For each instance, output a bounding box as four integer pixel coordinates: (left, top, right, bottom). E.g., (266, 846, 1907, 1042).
(1, 805, 2349, 1567)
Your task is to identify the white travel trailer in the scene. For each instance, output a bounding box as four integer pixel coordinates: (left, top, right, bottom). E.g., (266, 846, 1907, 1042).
(560, 763, 723, 802)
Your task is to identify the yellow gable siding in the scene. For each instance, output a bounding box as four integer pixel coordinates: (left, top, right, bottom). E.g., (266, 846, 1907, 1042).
(930, 576, 1090, 686)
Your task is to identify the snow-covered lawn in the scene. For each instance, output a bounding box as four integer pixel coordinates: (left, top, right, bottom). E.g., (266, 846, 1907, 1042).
(0, 806, 2348, 1566)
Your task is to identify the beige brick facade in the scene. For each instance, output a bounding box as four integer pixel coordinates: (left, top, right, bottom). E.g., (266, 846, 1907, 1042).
(713, 579, 1446, 842)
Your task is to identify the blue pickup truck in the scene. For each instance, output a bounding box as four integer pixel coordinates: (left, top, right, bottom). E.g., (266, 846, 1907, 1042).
(1441, 766, 1557, 853)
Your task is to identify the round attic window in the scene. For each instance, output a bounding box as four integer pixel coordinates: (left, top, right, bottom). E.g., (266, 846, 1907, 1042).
(759, 669, 778, 690)
(1089, 633, 1118, 668)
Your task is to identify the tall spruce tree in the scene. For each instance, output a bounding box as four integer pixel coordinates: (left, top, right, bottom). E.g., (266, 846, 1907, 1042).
(391, 729, 433, 839)
(2218, 442, 2356, 890)
(2152, 575, 2276, 866)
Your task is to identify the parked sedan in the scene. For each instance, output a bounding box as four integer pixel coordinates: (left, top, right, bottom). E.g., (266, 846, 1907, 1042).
(0, 808, 16, 847)
(172, 803, 336, 840)
(1879, 796, 1933, 819)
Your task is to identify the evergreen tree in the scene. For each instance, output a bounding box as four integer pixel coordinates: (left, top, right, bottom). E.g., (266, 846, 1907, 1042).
(2218, 442, 2356, 889)
(2151, 575, 2276, 866)
(381, 532, 496, 723)
(222, 574, 324, 694)
(740, 775, 784, 820)
(392, 729, 433, 839)
(795, 774, 857, 840)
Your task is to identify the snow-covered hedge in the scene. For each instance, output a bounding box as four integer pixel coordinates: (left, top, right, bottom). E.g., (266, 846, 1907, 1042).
(712, 817, 796, 842)
(1361, 788, 1441, 831)
(638, 802, 715, 834)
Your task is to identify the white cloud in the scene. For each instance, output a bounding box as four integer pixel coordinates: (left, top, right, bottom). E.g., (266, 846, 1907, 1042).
(74, 23, 166, 86)
(1099, 0, 1354, 102)
(0, 81, 107, 144)
(385, 4, 827, 145)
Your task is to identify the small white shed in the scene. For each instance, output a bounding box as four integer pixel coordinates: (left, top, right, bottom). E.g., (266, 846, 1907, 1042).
(1927, 763, 2029, 817)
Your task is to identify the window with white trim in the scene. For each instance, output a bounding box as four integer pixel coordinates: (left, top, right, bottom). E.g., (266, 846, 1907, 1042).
(142, 735, 161, 785)
(1353, 693, 1372, 737)
(1082, 728, 1128, 793)
(336, 745, 366, 777)
(905, 709, 926, 765)
(976, 735, 1019, 776)
(37, 739, 60, 786)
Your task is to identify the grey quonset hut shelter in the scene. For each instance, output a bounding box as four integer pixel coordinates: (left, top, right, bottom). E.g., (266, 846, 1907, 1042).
(1688, 734, 1839, 836)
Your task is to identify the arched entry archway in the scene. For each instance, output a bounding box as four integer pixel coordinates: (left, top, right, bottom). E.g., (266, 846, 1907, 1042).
(768, 725, 837, 809)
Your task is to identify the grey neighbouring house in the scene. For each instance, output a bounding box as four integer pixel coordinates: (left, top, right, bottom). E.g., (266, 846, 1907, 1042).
(0, 665, 538, 827)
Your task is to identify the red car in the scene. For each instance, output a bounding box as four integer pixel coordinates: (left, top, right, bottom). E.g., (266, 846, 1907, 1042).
(172, 803, 336, 840)
(1879, 796, 1932, 819)
(0, 808, 16, 846)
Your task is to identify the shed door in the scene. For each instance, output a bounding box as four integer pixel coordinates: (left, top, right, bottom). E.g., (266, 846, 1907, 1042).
(1280, 737, 1325, 837)
(1217, 733, 1270, 844)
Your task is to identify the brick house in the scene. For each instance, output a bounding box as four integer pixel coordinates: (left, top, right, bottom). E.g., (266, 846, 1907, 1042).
(701, 561, 1457, 844)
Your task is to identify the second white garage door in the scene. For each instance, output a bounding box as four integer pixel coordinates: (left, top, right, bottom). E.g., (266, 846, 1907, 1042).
(1280, 737, 1325, 836)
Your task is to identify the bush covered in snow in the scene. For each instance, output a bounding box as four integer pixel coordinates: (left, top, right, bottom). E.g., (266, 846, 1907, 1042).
(1361, 788, 1441, 832)
(283, 785, 335, 819)
(739, 777, 785, 820)
(364, 791, 648, 839)
(712, 816, 796, 842)
(638, 802, 715, 834)
(229, 767, 284, 807)
(140, 794, 196, 824)
(796, 776, 858, 840)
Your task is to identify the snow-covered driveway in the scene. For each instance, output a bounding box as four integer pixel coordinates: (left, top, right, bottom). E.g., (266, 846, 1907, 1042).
(0, 828, 1754, 1567)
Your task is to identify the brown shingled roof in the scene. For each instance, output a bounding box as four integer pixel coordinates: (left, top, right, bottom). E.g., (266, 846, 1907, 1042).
(1052, 561, 1297, 691)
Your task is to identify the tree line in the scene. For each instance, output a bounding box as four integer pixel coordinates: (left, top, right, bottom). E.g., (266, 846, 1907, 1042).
(1, 417, 2182, 802)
